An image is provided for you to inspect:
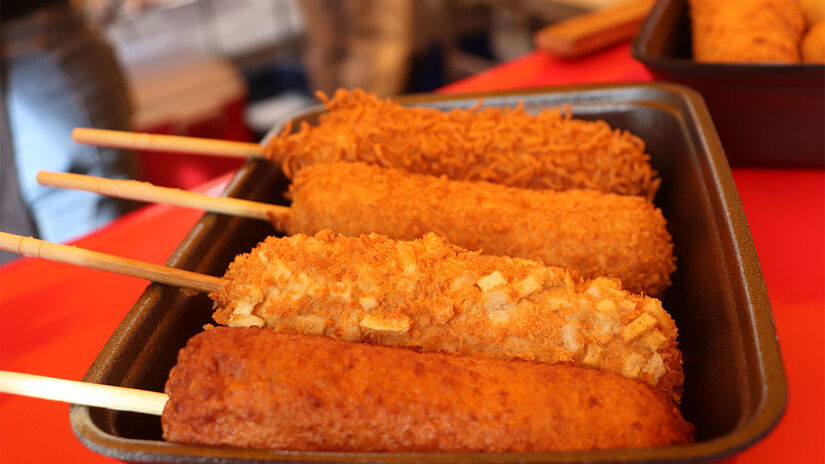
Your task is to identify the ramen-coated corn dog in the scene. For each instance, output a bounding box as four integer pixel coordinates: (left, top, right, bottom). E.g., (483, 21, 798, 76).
(266, 89, 660, 200)
(287, 162, 675, 296)
(163, 327, 693, 452)
(212, 231, 684, 400)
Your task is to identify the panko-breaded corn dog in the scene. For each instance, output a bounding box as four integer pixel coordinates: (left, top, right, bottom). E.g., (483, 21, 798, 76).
(163, 327, 693, 452)
(689, 0, 806, 63)
(287, 162, 675, 296)
(212, 231, 684, 400)
(266, 89, 661, 200)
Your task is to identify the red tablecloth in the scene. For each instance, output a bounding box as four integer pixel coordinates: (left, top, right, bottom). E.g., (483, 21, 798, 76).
(1, 44, 823, 463)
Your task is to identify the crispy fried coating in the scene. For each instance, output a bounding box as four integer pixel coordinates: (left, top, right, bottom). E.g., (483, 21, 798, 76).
(287, 162, 675, 296)
(802, 20, 825, 63)
(799, 0, 825, 27)
(163, 327, 693, 452)
(212, 231, 684, 400)
(265, 89, 660, 200)
(689, 0, 806, 63)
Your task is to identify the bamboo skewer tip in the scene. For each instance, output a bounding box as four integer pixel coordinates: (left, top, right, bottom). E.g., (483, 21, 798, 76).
(0, 370, 168, 416)
(35, 171, 291, 227)
(71, 127, 267, 159)
(0, 231, 226, 293)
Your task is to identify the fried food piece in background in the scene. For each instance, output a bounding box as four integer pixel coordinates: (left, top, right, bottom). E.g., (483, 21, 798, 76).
(799, 0, 825, 26)
(288, 162, 675, 296)
(163, 327, 694, 452)
(212, 231, 684, 400)
(689, 0, 806, 63)
(802, 20, 825, 62)
(266, 89, 660, 200)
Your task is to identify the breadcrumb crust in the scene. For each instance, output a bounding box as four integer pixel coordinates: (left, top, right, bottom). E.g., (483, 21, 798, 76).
(288, 162, 675, 296)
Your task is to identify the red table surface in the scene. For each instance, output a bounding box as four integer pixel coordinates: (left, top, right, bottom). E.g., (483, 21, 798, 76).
(1, 44, 823, 463)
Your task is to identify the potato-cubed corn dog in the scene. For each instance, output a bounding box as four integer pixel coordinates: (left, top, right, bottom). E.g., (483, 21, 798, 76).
(163, 327, 693, 452)
(288, 162, 675, 296)
(266, 89, 660, 200)
(212, 231, 684, 400)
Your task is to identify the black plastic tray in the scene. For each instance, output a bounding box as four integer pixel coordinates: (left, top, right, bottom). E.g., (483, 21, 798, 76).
(632, 0, 825, 168)
(71, 83, 787, 463)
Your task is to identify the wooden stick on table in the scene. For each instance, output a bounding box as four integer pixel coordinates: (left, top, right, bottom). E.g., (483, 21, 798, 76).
(0, 371, 168, 416)
(534, 0, 656, 59)
(37, 171, 291, 229)
(71, 128, 267, 159)
(0, 232, 226, 293)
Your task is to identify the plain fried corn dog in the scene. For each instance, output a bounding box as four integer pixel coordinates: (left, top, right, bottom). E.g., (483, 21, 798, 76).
(0, 327, 693, 453)
(163, 327, 694, 452)
(266, 89, 661, 200)
(288, 162, 675, 296)
(212, 231, 684, 400)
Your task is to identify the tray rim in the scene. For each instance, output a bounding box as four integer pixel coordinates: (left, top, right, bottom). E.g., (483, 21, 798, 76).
(71, 82, 788, 464)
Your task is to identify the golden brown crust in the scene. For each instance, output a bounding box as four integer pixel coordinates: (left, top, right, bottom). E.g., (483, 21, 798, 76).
(288, 162, 675, 296)
(799, 0, 825, 27)
(802, 20, 825, 63)
(265, 89, 660, 200)
(163, 327, 693, 452)
(211, 231, 684, 400)
(689, 0, 806, 63)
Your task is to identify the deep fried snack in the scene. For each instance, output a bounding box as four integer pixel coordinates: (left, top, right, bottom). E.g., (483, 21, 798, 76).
(288, 162, 675, 296)
(802, 20, 825, 63)
(689, 0, 806, 63)
(212, 231, 684, 400)
(799, 0, 825, 27)
(163, 327, 693, 452)
(265, 89, 660, 200)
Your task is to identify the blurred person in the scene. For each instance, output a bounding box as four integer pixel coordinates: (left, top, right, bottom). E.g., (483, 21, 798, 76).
(299, 0, 415, 97)
(1, 0, 138, 261)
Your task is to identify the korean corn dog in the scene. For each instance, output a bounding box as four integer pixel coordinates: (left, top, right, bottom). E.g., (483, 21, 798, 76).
(287, 162, 675, 296)
(163, 327, 693, 452)
(212, 231, 684, 400)
(266, 89, 661, 200)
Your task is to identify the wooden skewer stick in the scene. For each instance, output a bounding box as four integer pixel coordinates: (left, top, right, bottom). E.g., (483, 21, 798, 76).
(0, 371, 167, 416)
(534, 0, 656, 59)
(71, 128, 267, 159)
(0, 231, 226, 293)
(37, 171, 291, 227)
